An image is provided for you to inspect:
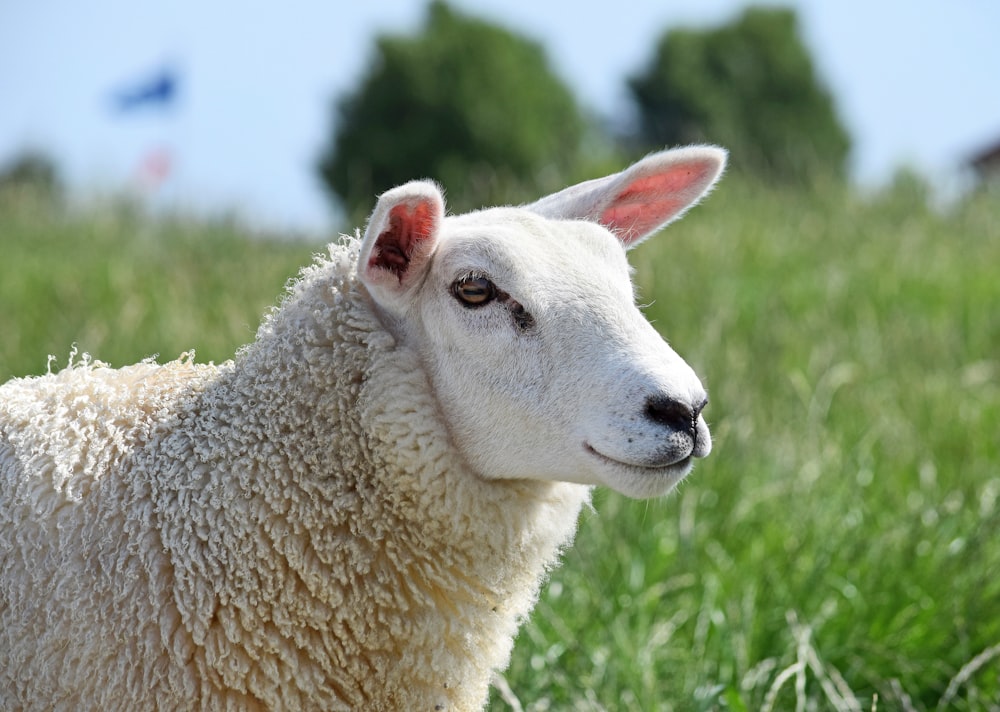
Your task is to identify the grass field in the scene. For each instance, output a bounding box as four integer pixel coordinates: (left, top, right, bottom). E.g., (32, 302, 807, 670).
(2, 178, 998, 710)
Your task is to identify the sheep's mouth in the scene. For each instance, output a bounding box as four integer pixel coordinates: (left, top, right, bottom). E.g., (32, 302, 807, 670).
(584, 442, 695, 498)
(584, 443, 693, 473)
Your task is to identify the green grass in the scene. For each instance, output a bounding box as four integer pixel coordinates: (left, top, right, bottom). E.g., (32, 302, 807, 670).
(2, 180, 998, 710)
(0, 191, 317, 380)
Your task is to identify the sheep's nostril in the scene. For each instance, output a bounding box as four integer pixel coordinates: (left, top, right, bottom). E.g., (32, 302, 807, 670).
(644, 395, 696, 436)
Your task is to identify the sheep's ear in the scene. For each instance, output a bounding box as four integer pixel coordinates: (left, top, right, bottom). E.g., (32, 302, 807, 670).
(527, 145, 727, 247)
(358, 180, 444, 313)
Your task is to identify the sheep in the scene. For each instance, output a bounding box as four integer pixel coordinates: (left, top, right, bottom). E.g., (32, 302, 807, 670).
(0, 145, 726, 711)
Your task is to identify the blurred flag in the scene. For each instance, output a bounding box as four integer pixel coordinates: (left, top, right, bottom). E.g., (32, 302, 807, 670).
(134, 146, 173, 190)
(112, 66, 179, 113)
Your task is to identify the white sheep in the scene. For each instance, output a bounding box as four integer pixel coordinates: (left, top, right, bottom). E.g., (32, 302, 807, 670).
(0, 145, 726, 711)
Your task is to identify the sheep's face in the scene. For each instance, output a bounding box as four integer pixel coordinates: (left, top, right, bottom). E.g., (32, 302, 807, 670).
(358, 146, 726, 499)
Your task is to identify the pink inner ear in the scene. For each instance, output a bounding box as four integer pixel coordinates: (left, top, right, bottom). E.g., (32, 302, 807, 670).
(370, 201, 437, 281)
(599, 162, 715, 245)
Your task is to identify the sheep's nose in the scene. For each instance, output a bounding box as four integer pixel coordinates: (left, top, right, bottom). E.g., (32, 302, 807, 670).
(644, 394, 708, 436)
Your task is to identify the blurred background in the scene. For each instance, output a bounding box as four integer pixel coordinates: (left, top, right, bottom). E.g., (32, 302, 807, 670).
(1, 0, 998, 232)
(2, 2, 1000, 710)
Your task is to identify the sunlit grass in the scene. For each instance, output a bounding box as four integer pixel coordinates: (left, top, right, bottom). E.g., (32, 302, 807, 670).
(0, 193, 318, 380)
(1, 179, 997, 710)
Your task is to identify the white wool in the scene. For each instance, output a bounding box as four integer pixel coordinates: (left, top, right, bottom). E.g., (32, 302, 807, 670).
(0, 146, 726, 711)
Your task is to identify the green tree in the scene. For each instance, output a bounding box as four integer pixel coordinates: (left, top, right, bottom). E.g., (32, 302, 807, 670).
(0, 150, 62, 200)
(318, 0, 586, 224)
(628, 7, 850, 183)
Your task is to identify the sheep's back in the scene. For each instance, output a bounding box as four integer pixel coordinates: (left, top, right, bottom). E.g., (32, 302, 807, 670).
(0, 356, 218, 709)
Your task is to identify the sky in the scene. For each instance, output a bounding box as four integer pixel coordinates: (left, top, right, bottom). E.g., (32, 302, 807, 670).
(1, 0, 999, 235)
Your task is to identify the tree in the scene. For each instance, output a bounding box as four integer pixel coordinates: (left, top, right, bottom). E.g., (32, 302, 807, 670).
(0, 150, 62, 200)
(628, 7, 850, 183)
(318, 1, 585, 224)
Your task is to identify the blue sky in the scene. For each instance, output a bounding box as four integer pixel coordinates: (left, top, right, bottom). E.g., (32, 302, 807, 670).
(1, 0, 998, 234)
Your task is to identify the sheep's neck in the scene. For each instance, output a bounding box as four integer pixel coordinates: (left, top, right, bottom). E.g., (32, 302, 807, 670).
(154, 268, 590, 709)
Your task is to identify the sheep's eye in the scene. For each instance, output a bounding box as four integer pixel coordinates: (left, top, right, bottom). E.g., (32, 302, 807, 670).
(452, 276, 496, 307)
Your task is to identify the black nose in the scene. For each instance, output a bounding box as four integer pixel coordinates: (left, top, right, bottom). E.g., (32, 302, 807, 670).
(644, 394, 707, 436)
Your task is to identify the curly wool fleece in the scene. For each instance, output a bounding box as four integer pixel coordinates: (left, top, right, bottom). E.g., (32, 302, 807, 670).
(0, 240, 589, 711)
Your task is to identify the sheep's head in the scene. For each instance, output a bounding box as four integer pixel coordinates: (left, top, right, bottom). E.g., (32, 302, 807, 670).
(357, 146, 726, 499)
